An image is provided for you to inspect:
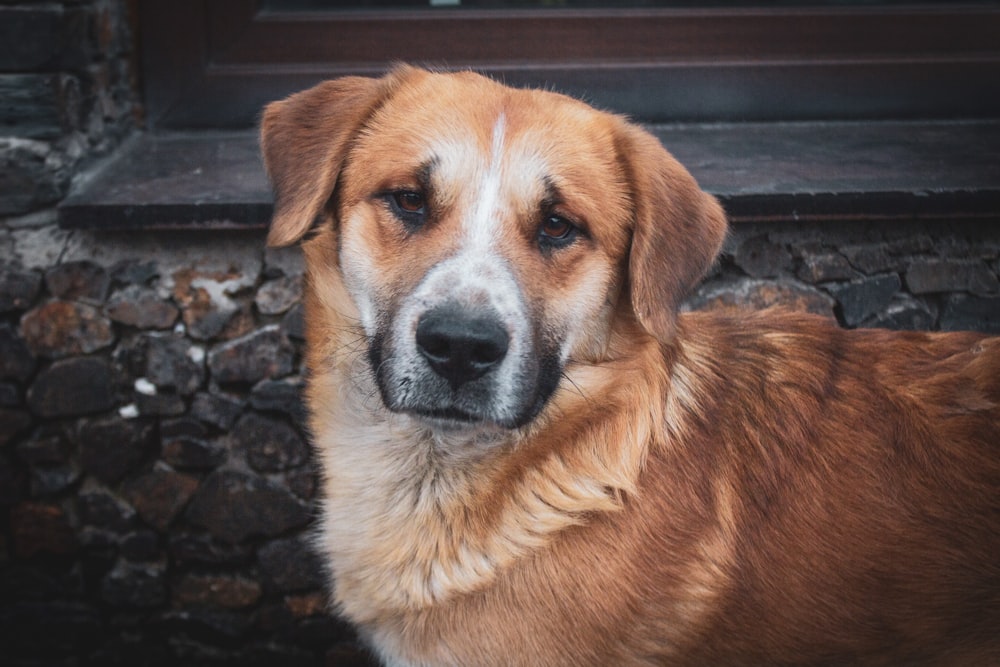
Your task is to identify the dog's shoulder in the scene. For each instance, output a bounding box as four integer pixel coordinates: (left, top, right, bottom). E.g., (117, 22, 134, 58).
(667, 306, 1000, 493)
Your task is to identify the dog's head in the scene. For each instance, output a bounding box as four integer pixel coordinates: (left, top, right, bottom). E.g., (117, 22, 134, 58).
(262, 66, 726, 431)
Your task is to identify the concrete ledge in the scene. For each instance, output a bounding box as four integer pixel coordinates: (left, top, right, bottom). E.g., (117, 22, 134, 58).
(58, 121, 1000, 230)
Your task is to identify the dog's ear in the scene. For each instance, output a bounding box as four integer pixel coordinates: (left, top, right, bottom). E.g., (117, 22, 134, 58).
(615, 122, 728, 342)
(260, 67, 414, 247)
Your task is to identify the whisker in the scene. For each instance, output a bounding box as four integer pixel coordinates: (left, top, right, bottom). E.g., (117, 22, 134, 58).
(560, 369, 596, 408)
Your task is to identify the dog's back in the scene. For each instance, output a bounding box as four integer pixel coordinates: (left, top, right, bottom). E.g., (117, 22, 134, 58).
(639, 309, 1000, 665)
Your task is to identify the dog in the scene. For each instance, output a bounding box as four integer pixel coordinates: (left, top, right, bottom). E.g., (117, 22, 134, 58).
(260, 65, 1000, 666)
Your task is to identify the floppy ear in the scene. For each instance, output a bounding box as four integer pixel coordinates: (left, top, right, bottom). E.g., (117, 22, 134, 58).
(260, 67, 414, 247)
(616, 122, 728, 342)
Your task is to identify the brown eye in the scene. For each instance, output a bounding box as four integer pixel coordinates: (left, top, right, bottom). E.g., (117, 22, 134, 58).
(538, 215, 578, 249)
(541, 216, 572, 239)
(393, 191, 425, 214)
(383, 190, 428, 230)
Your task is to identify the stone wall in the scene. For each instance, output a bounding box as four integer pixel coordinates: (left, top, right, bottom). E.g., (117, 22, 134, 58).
(2, 216, 998, 665)
(0, 0, 136, 220)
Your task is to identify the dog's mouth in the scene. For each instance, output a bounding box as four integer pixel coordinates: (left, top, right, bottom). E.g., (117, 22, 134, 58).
(411, 406, 482, 426)
(367, 324, 562, 433)
(381, 391, 536, 431)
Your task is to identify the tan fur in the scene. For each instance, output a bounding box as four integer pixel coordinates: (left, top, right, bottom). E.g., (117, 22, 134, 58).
(262, 66, 1000, 666)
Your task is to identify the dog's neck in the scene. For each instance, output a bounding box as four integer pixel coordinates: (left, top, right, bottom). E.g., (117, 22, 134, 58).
(307, 315, 671, 623)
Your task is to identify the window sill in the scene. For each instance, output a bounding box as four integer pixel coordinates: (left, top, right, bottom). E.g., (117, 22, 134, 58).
(58, 120, 1000, 230)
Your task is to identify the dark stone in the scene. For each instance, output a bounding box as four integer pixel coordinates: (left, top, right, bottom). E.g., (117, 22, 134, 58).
(28, 463, 80, 496)
(161, 416, 226, 468)
(940, 293, 1000, 333)
(0, 601, 103, 661)
(87, 636, 172, 667)
(101, 558, 167, 608)
(286, 466, 318, 501)
(161, 416, 208, 441)
(27, 356, 116, 417)
(0, 561, 85, 602)
(77, 526, 119, 551)
(863, 295, 937, 331)
(935, 235, 987, 260)
(186, 470, 311, 544)
(262, 249, 294, 281)
(163, 435, 226, 470)
(78, 416, 155, 484)
(171, 573, 262, 609)
(105, 284, 179, 329)
(135, 390, 186, 417)
(120, 529, 162, 562)
(190, 391, 244, 430)
(110, 259, 159, 286)
(284, 592, 327, 619)
(16, 428, 71, 466)
(20, 300, 116, 357)
(0, 407, 32, 446)
(884, 233, 934, 256)
(45, 261, 110, 303)
(0, 137, 72, 215)
(122, 462, 200, 532)
(258, 601, 357, 652)
(0, 455, 25, 505)
(0, 381, 19, 406)
(285, 616, 355, 651)
(208, 325, 295, 386)
(325, 643, 382, 667)
(282, 302, 305, 341)
(250, 377, 306, 424)
(258, 536, 326, 594)
(155, 608, 253, 644)
(172, 268, 241, 341)
(906, 259, 1000, 296)
(233, 412, 308, 473)
(242, 643, 321, 667)
(160, 417, 227, 468)
(186, 305, 239, 341)
(168, 532, 254, 566)
(0, 264, 41, 313)
(797, 252, 856, 283)
(732, 235, 791, 279)
(825, 273, 902, 327)
(111, 332, 145, 382)
(255, 275, 302, 316)
(77, 486, 138, 534)
(142, 333, 205, 395)
(0, 324, 36, 381)
(253, 601, 296, 634)
(10, 501, 78, 558)
(841, 244, 905, 274)
(685, 278, 837, 320)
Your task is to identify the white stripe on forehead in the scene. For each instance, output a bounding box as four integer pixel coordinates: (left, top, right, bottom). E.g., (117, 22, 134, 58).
(465, 113, 506, 249)
(427, 111, 550, 239)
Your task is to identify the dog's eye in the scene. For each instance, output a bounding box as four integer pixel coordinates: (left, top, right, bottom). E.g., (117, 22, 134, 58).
(393, 191, 425, 214)
(383, 190, 428, 228)
(538, 215, 578, 249)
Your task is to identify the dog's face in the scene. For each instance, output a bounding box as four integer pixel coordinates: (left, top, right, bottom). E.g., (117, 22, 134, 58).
(262, 66, 726, 432)
(337, 73, 638, 429)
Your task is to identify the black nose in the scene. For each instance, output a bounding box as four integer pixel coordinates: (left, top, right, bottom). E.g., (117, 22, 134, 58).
(415, 306, 510, 390)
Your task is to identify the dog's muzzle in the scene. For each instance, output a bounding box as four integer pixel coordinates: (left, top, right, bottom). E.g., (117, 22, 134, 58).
(416, 305, 510, 391)
(369, 297, 562, 430)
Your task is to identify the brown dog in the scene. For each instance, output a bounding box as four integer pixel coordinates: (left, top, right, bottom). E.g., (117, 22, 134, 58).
(261, 66, 1000, 666)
